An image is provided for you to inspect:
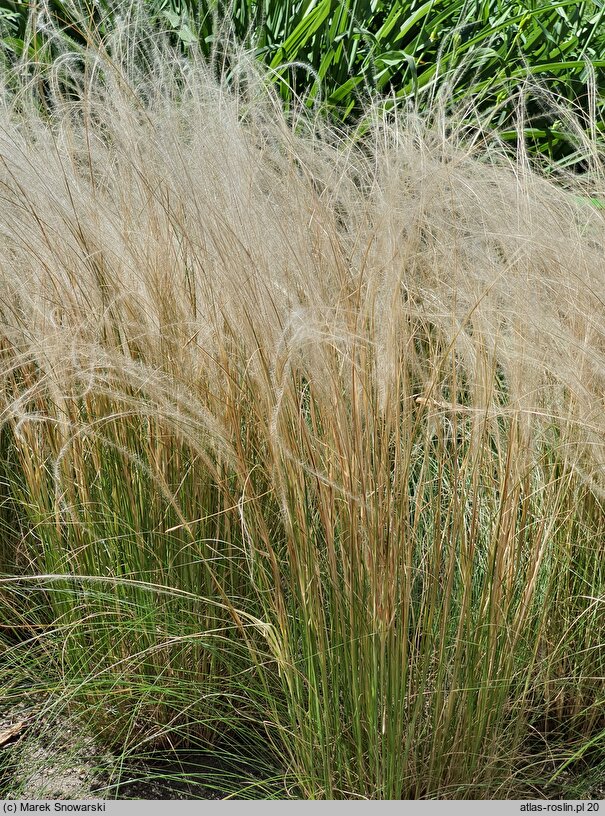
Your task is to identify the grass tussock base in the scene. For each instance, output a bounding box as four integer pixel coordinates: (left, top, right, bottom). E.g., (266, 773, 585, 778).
(1, 17, 605, 800)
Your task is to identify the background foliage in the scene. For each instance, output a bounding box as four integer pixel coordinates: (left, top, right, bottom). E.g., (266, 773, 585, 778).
(2, 0, 605, 167)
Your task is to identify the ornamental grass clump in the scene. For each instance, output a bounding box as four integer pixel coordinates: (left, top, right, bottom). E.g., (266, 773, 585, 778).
(0, 15, 604, 799)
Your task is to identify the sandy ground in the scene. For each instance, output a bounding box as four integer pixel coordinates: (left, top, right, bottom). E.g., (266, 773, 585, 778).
(0, 700, 220, 799)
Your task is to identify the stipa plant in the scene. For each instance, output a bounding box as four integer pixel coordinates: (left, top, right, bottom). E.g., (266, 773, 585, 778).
(0, 18, 604, 798)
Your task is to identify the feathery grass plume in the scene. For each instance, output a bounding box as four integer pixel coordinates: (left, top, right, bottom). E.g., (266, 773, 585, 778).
(0, 6, 604, 799)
